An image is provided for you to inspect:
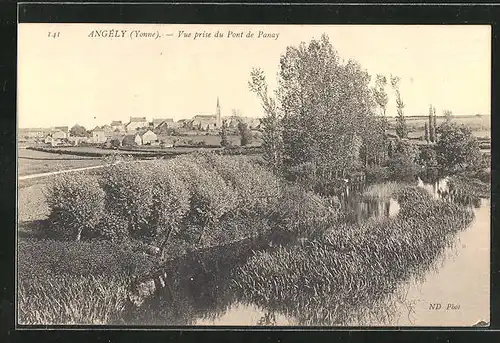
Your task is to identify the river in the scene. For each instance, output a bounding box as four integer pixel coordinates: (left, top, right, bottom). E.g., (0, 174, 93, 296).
(127, 179, 490, 326)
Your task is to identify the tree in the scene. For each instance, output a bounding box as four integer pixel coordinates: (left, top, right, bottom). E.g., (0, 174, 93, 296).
(232, 108, 243, 118)
(219, 119, 229, 148)
(424, 121, 429, 142)
(418, 146, 438, 169)
(372, 74, 389, 117)
(367, 74, 390, 165)
(443, 109, 453, 123)
(237, 120, 252, 146)
(429, 104, 436, 143)
(70, 124, 88, 137)
(435, 122, 482, 173)
(390, 75, 407, 139)
(275, 34, 377, 181)
(249, 68, 284, 174)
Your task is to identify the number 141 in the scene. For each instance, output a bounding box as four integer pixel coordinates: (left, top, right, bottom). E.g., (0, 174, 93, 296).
(48, 32, 60, 38)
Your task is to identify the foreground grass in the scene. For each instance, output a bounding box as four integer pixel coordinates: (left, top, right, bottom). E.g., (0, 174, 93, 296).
(18, 274, 129, 325)
(232, 186, 475, 325)
(17, 239, 155, 325)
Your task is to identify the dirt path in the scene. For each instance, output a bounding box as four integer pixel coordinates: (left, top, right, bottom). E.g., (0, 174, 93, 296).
(18, 164, 109, 181)
(18, 159, 155, 181)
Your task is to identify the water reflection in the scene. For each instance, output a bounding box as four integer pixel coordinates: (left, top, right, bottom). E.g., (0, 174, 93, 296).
(127, 237, 273, 325)
(343, 197, 400, 224)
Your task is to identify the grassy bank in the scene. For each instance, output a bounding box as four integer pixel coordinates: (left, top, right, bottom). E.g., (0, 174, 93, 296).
(448, 174, 491, 199)
(18, 239, 155, 325)
(231, 186, 475, 325)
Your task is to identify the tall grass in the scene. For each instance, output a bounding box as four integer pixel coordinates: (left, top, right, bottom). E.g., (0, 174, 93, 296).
(18, 274, 129, 325)
(18, 239, 155, 325)
(232, 186, 474, 325)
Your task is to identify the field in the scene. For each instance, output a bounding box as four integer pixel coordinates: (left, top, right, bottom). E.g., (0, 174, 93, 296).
(387, 115, 491, 139)
(18, 148, 105, 177)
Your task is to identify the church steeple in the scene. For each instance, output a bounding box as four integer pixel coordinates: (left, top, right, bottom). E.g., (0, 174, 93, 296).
(216, 96, 221, 128)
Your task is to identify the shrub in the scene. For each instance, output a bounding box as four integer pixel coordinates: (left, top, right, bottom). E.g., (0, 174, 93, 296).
(168, 155, 239, 242)
(99, 162, 155, 240)
(417, 146, 438, 169)
(387, 154, 420, 182)
(435, 122, 482, 173)
(46, 173, 105, 241)
(364, 165, 389, 184)
(275, 185, 339, 239)
(197, 153, 281, 216)
(147, 161, 190, 247)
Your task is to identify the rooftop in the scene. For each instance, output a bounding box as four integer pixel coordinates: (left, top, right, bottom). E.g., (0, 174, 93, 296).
(129, 117, 148, 122)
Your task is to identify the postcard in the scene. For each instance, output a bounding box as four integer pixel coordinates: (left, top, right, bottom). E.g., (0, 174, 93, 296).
(17, 22, 491, 327)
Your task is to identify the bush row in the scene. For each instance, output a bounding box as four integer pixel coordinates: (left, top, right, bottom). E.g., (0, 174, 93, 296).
(46, 154, 336, 250)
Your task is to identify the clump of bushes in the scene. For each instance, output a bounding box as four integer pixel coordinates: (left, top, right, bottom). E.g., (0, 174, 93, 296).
(364, 165, 389, 184)
(45, 173, 105, 241)
(387, 154, 420, 182)
(196, 153, 281, 216)
(100, 162, 156, 240)
(42, 152, 343, 256)
(274, 185, 340, 239)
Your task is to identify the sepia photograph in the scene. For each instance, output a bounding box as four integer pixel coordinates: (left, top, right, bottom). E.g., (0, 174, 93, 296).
(17, 23, 491, 327)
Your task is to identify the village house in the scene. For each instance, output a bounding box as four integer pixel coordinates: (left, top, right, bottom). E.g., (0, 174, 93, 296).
(152, 118, 167, 128)
(51, 130, 67, 140)
(91, 127, 107, 144)
(190, 97, 223, 130)
(68, 136, 89, 146)
(122, 133, 142, 146)
(155, 119, 176, 133)
(101, 124, 113, 133)
(141, 130, 158, 145)
(19, 128, 51, 139)
(44, 135, 63, 146)
(110, 120, 125, 132)
(126, 117, 149, 132)
(54, 126, 69, 134)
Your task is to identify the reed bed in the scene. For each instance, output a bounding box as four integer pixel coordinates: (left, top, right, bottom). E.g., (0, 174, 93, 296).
(232, 186, 475, 325)
(17, 238, 155, 325)
(18, 274, 129, 325)
(448, 175, 491, 199)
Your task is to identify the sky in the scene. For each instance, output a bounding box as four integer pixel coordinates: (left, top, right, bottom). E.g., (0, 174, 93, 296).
(18, 24, 491, 129)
